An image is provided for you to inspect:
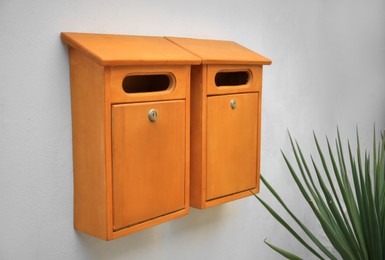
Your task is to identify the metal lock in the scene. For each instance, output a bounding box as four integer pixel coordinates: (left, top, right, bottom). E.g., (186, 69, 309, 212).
(230, 99, 237, 110)
(148, 109, 158, 122)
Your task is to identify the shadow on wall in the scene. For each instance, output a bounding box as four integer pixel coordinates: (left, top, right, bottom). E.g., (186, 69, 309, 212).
(74, 206, 227, 258)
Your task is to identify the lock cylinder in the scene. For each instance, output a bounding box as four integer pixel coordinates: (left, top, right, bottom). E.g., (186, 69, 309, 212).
(148, 109, 158, 122)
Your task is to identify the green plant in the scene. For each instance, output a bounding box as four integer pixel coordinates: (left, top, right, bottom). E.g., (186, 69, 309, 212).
(255, 129, 385, 259)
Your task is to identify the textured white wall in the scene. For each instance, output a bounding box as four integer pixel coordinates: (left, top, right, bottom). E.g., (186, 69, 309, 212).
(1, 0, 384, 259)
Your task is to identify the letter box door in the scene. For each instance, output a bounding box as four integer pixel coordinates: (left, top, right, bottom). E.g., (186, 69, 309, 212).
(206, 93, 258, 200)
(112, 100, 186, 231)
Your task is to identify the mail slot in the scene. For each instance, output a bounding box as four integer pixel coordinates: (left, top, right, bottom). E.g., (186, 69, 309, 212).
(167, 37, 271, 209)
(122, 74, 172, 93)
(215, 71, 250, 86)
(61, 32, 200, 240)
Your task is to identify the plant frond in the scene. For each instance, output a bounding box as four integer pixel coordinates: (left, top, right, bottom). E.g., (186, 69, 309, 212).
(256, 128, 385, 260)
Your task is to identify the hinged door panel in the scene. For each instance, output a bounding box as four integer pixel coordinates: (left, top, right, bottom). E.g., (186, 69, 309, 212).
(206, 93, 258, 200)
(112, 100, 186, 231)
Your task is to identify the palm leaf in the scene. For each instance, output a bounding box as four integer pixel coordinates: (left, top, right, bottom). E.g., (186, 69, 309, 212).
(264, 239, 303, 260)
(257, 175, 337, 259)
(282, 149, 351, 259)
(313, 134, 359, 254)
(256, 128, 385, 260)
(254, 192, 324, 259)
(346, 141, 368, 259)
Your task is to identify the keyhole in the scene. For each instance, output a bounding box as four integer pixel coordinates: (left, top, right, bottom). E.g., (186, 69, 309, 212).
(148, 109, 158, 122)
(230, 99, 237, 110)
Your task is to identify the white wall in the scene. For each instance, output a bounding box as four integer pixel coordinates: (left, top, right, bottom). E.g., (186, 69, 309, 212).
(1, 0, 384, 259)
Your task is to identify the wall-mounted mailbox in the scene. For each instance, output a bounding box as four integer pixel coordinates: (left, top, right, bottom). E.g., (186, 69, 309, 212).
(167, 37, 271, 209)
(61, 33, 200, 240)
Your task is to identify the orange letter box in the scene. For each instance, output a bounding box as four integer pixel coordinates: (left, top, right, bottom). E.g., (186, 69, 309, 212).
(167, 37, 271, 209)
(62, 33, 200, 240)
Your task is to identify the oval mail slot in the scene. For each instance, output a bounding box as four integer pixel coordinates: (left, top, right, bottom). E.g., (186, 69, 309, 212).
(122, 74, 173, 93)
(215, 71, 250, 87)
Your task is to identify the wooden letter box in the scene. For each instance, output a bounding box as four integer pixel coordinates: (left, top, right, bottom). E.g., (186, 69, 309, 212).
(61, 33, 200, 240)
(167, 37, 271, 209)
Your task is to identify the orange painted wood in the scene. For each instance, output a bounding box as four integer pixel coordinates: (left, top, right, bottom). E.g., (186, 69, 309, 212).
(167, 35, 271, 209)
(61, 33, 201, 66)
(189, 65, 261, 209)
(64, 32, 269, 236)
(189, 66, 206, 208)
(103, 68, 114, 240)
(111, 208, 188, 239)
(109, 65, 189, 103)
(112, 100, 186, 231)
(63, 33, 193, 240)
(166, 37, 271, 209)
(206, 93, 258, 200)
(166, 37, 272, 65)
(110, 86, 191, 239)
(206, 65, 262, 95)
(69, 48, 108, 239)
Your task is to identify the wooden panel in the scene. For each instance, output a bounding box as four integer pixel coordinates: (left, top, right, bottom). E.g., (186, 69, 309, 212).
(204, 189, 258, 208)
(69, 48, 108, 239)
(109, 65, 189, 103)
(166, 37, 272, 65)
(112, 208, 188, 239)
(61, 33, 201, 66)
(112, 100, 186, 230)
(104, 68, 114, 240)
(189, 65, 207, 208)
(206, 93, 259, 200)
(206, 65, 262, 95)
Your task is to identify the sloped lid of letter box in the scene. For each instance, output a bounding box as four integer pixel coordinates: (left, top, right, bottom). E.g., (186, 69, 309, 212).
(166, 37, 271, 65)
(61, 32, 201, 66)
